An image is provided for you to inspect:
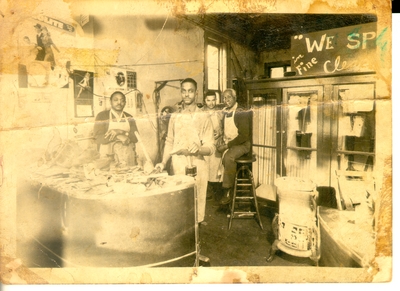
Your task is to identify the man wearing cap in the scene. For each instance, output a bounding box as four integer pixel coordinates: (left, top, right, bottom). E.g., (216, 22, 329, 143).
(34, 23, 45, 61)
(154, 78, 215, 224)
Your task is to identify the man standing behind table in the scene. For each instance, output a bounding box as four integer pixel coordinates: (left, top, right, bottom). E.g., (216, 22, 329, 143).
(155, 78, 215, 224)
(217, 88, 252, 205)
(202, 92, 224, 202)
(93, 91, 139, 167)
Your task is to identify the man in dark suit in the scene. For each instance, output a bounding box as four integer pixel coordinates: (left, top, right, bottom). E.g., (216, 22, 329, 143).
(34, 23, 45, 61)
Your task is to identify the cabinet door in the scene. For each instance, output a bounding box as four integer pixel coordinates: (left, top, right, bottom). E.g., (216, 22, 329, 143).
(282, 86, 323, 179)
(334, 83, 375, 172)
(251, 89, 282, 189)
(332, 83, 375, 210)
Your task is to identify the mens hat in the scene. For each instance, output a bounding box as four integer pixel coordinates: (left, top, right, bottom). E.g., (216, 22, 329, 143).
(34, 23, 41, 29)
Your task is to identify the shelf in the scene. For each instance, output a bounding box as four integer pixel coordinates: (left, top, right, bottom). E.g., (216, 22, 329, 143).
(337, 150, 375, 156)
(253, 144, 276, 149)
(287, 146, 317, 151)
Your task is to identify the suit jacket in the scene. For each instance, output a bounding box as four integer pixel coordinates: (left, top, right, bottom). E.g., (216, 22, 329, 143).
(35, 33, 45, 61)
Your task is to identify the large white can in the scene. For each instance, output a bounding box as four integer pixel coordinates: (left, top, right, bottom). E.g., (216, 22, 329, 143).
(274, 177, 319, 257)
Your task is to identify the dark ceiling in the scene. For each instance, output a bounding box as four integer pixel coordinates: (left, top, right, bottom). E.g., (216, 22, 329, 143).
(184, 14, 377, 53)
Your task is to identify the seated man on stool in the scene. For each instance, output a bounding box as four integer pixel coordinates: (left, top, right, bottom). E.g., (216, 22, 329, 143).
(217, 88, 251, 205)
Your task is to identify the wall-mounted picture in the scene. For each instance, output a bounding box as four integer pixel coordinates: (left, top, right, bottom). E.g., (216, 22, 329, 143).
(73, 70, 94, 117)
(116, 71, 126, 87)
(17, 18, 71, 89)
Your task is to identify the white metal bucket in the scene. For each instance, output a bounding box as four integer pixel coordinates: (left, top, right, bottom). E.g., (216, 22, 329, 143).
(275, 177, 318, 253)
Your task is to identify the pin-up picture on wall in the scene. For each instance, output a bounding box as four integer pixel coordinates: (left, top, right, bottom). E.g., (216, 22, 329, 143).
(73, 70, 94, 117)
(75, 71, 93, 99)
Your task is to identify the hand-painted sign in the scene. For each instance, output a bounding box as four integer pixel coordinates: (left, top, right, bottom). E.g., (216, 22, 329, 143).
(291, 22, 377, 76)
(32, 14, 75, 34)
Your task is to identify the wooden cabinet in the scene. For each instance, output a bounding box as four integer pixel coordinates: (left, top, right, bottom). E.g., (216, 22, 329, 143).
(247, 73, 377, 191)
(248, 73, 380, 268)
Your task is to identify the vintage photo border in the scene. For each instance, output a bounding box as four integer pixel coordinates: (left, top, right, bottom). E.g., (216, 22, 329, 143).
(0, 0, 393, 285)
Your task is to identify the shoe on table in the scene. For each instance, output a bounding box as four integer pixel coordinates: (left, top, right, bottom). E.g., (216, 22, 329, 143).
(219, 188, 232, 205)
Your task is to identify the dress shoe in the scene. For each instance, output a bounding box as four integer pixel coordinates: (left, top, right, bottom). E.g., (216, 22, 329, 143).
(206, 182, 214, 200)
(219, 188, 232, 205)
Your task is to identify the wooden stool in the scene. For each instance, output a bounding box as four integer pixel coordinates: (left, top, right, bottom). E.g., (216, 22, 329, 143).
(228, 153, 263, 230)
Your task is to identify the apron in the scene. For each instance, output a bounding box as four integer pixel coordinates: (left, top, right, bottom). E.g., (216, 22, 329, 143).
(223, 109, 239, 143)
(207, 111, 222, 182)
(218, 106, 239, 179)
(99, 110, 136, 166)
(170, 110, 209, 223)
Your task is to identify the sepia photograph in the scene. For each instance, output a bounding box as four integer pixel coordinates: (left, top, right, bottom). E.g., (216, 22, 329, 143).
(0, 0, 392, 285)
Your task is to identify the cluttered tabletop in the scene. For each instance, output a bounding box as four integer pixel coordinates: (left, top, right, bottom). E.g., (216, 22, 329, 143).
(26, 161, 195, 200)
